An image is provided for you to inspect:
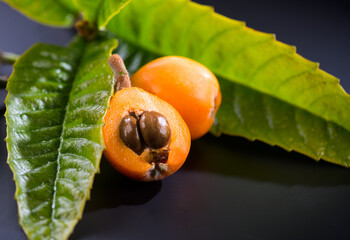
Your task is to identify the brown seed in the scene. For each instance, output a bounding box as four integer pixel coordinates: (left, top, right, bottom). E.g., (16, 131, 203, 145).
(139, 111, 171, 149)
(119, 115, 143, 154)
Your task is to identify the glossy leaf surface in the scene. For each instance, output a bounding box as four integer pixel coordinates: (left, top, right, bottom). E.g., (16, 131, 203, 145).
(108, 0, 350, 166)
(5, 35, 117, 239)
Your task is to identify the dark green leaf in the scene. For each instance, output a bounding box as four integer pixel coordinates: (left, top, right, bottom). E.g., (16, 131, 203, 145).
(108, 0, 350, 166)
(5, 34, 117, 240)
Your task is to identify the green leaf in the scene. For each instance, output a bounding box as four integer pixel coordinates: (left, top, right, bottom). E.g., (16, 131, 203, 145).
(74, 0, 131, 29)
(97, 0, 131, 29)
(3, 0, 78, 27)
(5, 34, 117, 240)
(107, 0, 350, 167)
(59, 0, 79, 13)
(3, 0, 130, 28)
(73, 0, 102, 25)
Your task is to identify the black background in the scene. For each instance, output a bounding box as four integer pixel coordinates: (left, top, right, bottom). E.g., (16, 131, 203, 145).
(1, 0, 350, 239)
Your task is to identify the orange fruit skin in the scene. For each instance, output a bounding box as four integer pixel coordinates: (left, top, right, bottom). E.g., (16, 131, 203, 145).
(131, 56, 221, 140)
(103, 87, 191, 181)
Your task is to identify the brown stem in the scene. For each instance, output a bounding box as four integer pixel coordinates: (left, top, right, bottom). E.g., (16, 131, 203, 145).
(74, 20, 97, 41)
(0, 105, 5, 115)
(108, 54, 131, 91)
(0, 75, 8, 89)
(0, 50, 19, 64)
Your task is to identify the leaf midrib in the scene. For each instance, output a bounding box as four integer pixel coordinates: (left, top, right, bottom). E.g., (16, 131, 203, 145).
(48, 41, 87, 239)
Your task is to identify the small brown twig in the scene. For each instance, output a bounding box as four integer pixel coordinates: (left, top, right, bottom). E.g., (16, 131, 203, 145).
(108, 54, 131, 91)
(0, 75, 8, 114)
(0, 50, 19, 64)
(0, 75, 8, 89)
(0, 105, 5, 115)
(74, 20, 97, 41)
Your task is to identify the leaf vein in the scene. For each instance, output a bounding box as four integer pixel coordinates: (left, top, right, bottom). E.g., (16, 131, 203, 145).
(248, 53, 289, 83)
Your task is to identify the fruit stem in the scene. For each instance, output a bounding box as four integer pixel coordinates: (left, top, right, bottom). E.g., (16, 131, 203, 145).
(108, 54, 131, 91)
(0, 50, 19, 64)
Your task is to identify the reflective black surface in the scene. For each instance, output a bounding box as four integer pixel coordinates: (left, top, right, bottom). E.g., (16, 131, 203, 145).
(1, 1, 350, 239)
